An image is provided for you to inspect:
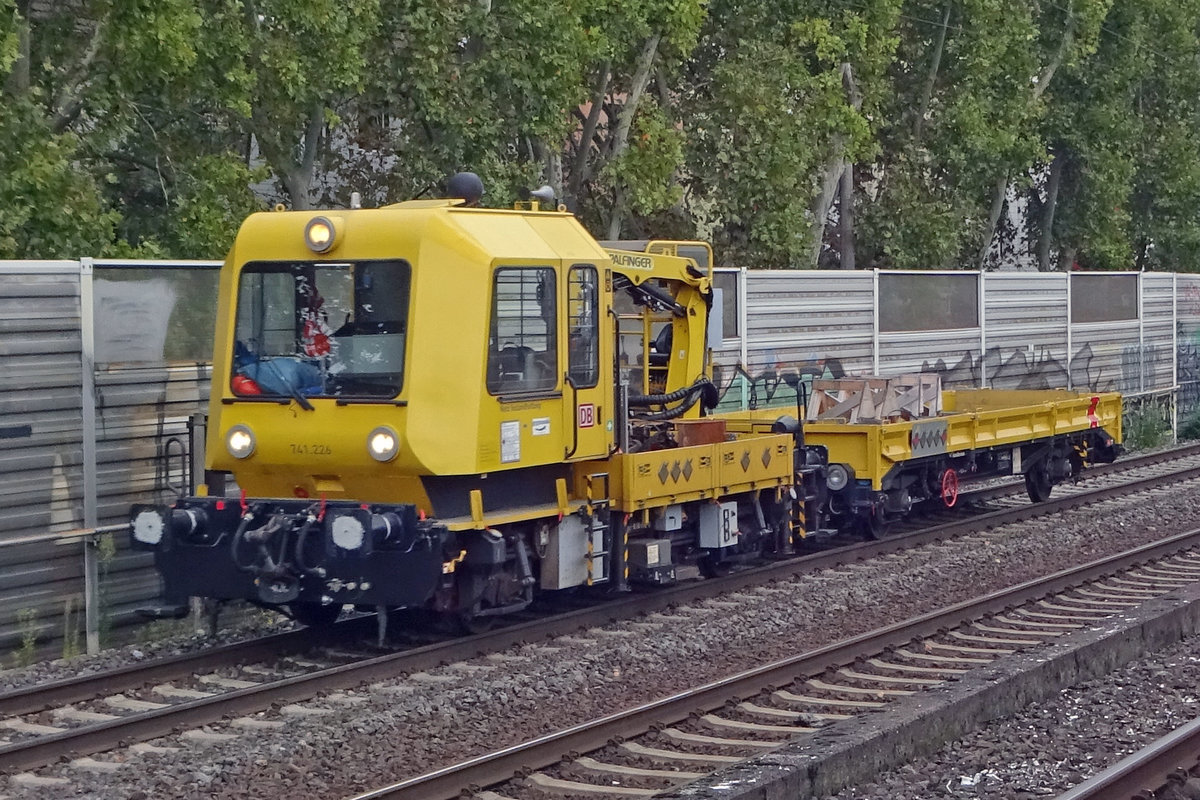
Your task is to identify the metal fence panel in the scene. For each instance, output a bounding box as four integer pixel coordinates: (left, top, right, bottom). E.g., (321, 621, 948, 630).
(1072, 320, 1142, 394)
(0, 260, 220, 659)
(1141, 272, 1176, 393)
(731, 270, 875, 412)
(90, 262, 219, 636)
(0, 263, 87, 656)
(1177, 274, 1200, 419)
(980, 273, 1071, 389)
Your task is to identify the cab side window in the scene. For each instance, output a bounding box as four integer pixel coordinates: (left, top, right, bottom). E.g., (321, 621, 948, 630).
(567, 265, 599, 388)
(487, 267, 558, 394)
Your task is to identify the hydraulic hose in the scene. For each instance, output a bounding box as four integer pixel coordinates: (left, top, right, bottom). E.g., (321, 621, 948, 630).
(638, 389, 703, 420)
(229, 514, 257, 572)
(628, 378, 707, 407)
(292, 518, 323, 576)
(630, 376, 715, 420)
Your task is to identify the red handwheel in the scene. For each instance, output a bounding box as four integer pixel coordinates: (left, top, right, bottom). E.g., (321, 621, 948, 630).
(941, 468, 959, 508)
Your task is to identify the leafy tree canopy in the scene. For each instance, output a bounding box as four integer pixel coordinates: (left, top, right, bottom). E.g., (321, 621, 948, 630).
(2, 0, 1200, 272)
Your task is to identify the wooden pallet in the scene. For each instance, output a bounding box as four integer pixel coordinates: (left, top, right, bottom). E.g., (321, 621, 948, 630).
(806, 373, 942, 423)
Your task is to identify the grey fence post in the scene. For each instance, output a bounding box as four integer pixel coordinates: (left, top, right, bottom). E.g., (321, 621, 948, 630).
(80, 258, 100, 654)
(83, 535, 100, 654)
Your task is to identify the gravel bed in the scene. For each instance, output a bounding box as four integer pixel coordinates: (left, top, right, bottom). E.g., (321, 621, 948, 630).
(17, 472, 1200, 799)
(0, 610, 294, 694)
(824, 628, 1200, 800)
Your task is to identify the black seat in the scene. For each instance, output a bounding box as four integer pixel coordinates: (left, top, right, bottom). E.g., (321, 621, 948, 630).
(649, 326, 672, 367)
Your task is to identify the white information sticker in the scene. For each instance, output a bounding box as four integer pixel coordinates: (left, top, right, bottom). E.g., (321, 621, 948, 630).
(500, 420, 520, 463)
(532, 417, 551, 436)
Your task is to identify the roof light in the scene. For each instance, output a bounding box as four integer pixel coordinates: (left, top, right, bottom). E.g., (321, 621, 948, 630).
(305, 216, 337, 253)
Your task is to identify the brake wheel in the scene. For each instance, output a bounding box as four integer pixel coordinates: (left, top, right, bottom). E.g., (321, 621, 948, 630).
(941, 469, 959, 508)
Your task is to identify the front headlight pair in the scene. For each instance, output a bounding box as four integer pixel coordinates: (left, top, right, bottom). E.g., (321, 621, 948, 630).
(223, 424, 399, 462)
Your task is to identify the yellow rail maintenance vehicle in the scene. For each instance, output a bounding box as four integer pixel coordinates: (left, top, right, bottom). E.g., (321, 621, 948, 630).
(130, 174, 1123, 630)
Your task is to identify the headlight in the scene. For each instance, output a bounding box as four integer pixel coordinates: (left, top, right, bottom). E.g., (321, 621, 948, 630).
(131, 508, 166, 545)
(226, 424, 256, 459)
(827, 463, 850, 491)
(367, 426, 399, 462)
(331, 515, 366, 550)
(305, 216, 337, 253)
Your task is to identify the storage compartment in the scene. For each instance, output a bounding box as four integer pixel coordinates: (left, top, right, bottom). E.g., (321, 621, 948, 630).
(628, 538, 672, 568)
(699, 501, 739, 549)
(673, 419, 727, 447)
(541, 514, 606, 589)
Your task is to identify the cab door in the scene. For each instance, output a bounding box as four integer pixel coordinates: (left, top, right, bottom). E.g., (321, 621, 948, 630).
(563, 264, 610, 460)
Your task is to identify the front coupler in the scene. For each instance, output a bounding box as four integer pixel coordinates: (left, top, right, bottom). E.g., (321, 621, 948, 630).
(131, 497, 451, 609)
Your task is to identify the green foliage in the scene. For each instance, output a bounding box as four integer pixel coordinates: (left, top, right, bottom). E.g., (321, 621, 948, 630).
(1, 0, 1200, 268)
(135, 617, 192, 647)
(96, 533, 117, 648)
(169, 155, 268, 257)
(1124, 404, 1169, 450)
(1179, 408, 1200, 441)
(683, 0, 901, 266)
(12, 608, 40, 668)
(0, 0, 17, 75)
(605, 101, 684, 216)
(61, 596, 81, 660)
(0, 102, 117, 258)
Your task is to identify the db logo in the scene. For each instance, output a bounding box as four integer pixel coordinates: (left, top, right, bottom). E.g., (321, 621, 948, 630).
(578, 403, 595, 428)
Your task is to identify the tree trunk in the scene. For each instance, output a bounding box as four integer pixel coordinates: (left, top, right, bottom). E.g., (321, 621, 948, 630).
(1038, 153, 1063, 272)
(839, 162, 855, 269)
(977, 174, 1007, 269)
(979, 7, 1075, 269)
(1060, 245, 1077, 273)
(914, 3, 951, 146)
(606, 34, 661, 240)
(545, 144, 563, 200)
(808, 62, 862, 269)
(1031, 9, 1075, 104)
(566, 63, 610, 208)
(260, 103, 324, 210)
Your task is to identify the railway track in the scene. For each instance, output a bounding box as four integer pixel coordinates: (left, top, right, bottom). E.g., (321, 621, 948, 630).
(354, 529, 1200, 800)
(2, 443, 1199, 785)
(1052, 717, 1200, 800)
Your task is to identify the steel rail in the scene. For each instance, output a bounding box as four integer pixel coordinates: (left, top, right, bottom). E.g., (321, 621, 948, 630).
(0, 625, 348, 719)
(1, 445, 1198, 774)
(1052, 717, 1200, 800)
(956, 441, 1200, 505)
(349, 527, 1200, 800)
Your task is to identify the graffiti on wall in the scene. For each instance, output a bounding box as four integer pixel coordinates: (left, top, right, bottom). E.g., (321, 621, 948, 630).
(922, 343, 1162, 394)
(1178, 321, 1200, 418)
(717, 340, 1169, 414)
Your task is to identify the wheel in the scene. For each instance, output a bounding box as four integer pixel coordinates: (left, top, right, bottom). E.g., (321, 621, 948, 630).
(699, 553, 733, 578)
(1025, 466, 1053, 503)
(941, 469, 959, 508)
(858, 509, 890, 540)
(288, 601, 342, 628)
(453, 608, 496, 635)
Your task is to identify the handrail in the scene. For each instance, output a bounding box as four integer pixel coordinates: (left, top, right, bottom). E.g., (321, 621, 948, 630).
(563, 375, 579, 459)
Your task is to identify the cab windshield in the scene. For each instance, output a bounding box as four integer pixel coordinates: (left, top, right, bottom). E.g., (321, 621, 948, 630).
(232, 260, 411, 399)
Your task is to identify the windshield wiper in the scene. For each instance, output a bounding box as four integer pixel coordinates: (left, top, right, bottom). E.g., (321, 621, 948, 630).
(260, 360, 315, 411)
(286, 384, 315, 411)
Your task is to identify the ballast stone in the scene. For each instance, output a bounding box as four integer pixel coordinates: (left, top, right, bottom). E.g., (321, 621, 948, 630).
(659, 579, 1200, 800)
